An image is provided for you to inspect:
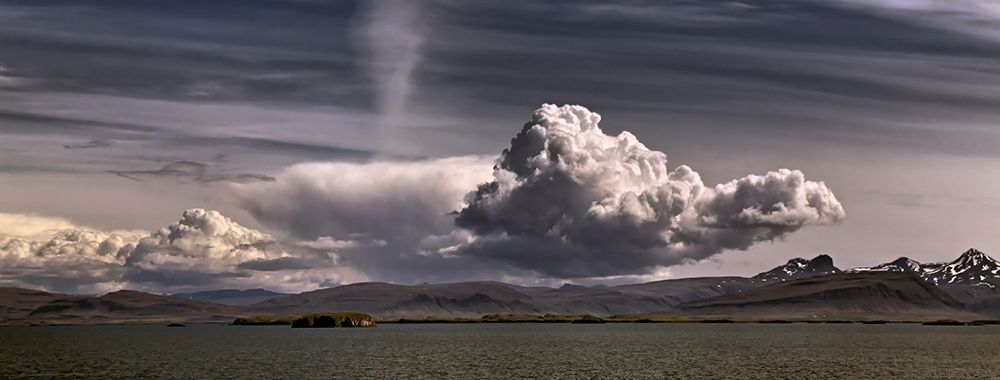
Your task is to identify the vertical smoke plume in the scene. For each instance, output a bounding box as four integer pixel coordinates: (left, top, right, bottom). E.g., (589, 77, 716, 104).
(353, 0, 425, 153)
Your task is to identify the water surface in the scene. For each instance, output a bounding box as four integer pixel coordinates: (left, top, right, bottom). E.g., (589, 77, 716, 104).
(2, 323, 998, 379)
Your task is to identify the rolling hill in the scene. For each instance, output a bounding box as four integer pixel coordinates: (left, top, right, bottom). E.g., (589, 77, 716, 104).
(0, 288, 249, 325)
(250, 277, 761, 319)
(170, 289, 290, 306)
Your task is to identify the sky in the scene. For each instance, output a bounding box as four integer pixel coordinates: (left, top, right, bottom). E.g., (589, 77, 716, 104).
(2, 0, 1000, 294)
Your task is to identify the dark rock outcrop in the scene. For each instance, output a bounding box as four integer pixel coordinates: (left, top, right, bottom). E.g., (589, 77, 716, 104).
(290, 312, 376, 328)
(570, 314, 606, 324)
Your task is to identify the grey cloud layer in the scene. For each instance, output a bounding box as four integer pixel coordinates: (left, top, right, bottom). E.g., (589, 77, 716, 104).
(4, 0, 1000, 160)
(412, 0, 1000, 159)
(3, 0, 1000, 188)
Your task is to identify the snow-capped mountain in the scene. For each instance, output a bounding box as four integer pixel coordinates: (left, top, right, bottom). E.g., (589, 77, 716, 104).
(851, 257, 924, 273)
(753, 254, 842, 282)
(850, 249, 1000, 285)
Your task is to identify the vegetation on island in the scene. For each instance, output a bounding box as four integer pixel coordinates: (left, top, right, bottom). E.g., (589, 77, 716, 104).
(232, 315, 299, 325)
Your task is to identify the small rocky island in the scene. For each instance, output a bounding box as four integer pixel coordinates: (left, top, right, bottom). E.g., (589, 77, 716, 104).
(232, 312, 376, 327)
(290, 312, 376, 328)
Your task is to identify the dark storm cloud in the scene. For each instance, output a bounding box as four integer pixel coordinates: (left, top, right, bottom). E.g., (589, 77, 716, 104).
(63, 139, 114, 149)
(0, 110, 159, 135)
(109, 161, 280, 184)
(3, 0, 1000, 160)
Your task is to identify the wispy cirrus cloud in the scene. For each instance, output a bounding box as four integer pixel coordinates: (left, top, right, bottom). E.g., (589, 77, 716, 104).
(817, 0, 1000, 42)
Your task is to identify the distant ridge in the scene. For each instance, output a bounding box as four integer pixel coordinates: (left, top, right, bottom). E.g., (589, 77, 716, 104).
(251, 278, 761, 319)
(169, 288, 290, 306)
(558, 283, 607, 290)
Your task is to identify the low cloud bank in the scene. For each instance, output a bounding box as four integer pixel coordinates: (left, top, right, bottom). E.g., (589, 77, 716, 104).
(0, 209, 365, 294)
(234, 156, 494, 241)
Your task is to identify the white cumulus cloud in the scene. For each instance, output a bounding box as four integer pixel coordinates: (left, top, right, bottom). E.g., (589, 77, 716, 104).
(0, 209, 364, 294)
(453, 104, 845, 277)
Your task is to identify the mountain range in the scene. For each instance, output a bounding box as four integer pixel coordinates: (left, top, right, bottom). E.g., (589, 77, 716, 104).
(5, 248, 1000, 324)
(850, 249, 1000, 285)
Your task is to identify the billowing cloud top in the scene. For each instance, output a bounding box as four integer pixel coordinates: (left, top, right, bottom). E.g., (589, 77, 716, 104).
(0, 213, 143, 293)
(127, 209, 278, 271)
(455, 104, 845, 277)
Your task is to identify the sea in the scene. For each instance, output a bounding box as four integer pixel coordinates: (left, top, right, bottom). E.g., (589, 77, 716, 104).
(2, 323, 998, 379)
